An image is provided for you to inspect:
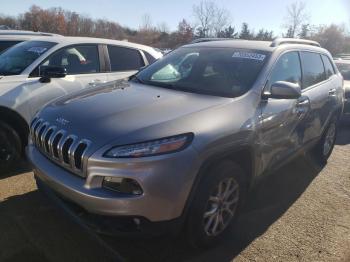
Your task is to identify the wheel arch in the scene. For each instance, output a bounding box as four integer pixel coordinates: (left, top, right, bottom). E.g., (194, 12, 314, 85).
(181, 146, 256, 221)
(0, 106, 29, 153)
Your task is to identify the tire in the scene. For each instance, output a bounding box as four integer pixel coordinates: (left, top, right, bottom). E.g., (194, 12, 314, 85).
(312, 117, 338, 164)
(0, 121, 22, 174)
(185, 160, 247, 248)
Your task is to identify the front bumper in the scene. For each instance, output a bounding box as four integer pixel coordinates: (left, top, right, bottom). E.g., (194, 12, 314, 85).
(35, 177, 183, 236)
(27, 144, 200, 222)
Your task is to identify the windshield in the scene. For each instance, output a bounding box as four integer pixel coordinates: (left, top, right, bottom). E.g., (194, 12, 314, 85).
(135, 47, 270, 98)
(0, 41, 56, 76)
(336, 62, 350, 80)
(0, 41, 21, 54)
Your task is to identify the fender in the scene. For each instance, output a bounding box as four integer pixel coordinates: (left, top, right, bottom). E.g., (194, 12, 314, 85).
(179, 145, 256, 223)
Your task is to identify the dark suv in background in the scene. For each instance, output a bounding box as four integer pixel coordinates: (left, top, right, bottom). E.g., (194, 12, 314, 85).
(28, 38, 344, 247)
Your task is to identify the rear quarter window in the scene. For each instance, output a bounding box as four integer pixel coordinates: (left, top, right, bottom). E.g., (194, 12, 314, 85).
(108, 45, 144, 71)
(144, 52, 157, 64)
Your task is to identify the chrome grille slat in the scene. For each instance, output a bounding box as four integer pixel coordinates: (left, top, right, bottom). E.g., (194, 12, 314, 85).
(30, 117, 40, 135)
(30, 118, 91, 177)
(57, 132, 68, 163)
(39, 122, 50, 149)
(33, 120, 44, 145)
(68, 138, 81, 170)
(45, 126, 57, 154)
(78, 139, 91, 170)
(37, 124, 47, 148)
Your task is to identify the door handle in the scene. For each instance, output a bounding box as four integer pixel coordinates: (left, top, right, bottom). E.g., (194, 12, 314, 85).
(328, 88, 337, 96)
(294, 97, 310, 117)
(296, 99, 310, 106)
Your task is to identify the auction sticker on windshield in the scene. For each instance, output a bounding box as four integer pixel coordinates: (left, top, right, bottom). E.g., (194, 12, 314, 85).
(27, 47, 48, 55)
(232, 51, 266, 61)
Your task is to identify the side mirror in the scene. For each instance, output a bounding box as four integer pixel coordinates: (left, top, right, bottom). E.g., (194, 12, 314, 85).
(264, 81, 301, 99)
(39, 66, 67, 83)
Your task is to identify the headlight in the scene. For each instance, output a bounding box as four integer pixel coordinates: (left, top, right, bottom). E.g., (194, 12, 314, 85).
(104, 133, 193, 158)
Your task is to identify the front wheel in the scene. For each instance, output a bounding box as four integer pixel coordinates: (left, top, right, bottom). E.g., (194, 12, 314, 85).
(312, 117, 338, 164)
(0, 121, 22, 174)
(185, 160, 247, 248)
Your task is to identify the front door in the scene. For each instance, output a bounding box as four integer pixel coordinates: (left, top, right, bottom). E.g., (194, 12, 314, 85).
(22, 44, 108, 121)
(259, 51, 309, 172)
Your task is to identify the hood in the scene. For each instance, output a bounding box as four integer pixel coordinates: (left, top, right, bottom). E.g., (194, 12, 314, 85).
(38, 80, 230, 149)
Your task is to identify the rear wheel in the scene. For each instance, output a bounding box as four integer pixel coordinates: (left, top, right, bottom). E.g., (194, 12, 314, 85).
(0, 121, 21, 174)
(312, 117, 338, 164)
(185, 160, 247, 248)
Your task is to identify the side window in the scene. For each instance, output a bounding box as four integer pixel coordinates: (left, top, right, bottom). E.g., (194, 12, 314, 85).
(269, 51, 302, 88)
(107, 45, 144, 71)
(321, 54, 335, 79)
(300, 52, 326, 88)
(144, 52, 156, 64)
(42, 45, 100, 75)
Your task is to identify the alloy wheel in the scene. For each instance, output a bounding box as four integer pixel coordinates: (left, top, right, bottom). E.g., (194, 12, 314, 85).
(323, 123, 336, 157)
(203, 177, 240, 236)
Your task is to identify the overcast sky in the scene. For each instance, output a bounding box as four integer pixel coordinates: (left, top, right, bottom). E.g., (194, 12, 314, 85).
(1, 0, 349, 35)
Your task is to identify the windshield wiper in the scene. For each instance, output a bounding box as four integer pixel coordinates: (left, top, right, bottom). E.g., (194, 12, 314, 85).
(151, 82, 224, 96)
(150, 82, 202, 93)
(129, 74, 146, 84)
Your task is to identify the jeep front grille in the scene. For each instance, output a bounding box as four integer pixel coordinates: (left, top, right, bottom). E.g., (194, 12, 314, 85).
(30, 117, 91, 177)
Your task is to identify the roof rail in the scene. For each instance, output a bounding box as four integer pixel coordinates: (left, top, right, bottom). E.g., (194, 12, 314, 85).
(0, 30, 62, 37)
(271, 38, 321, 47)
(190, 38, 234, 44)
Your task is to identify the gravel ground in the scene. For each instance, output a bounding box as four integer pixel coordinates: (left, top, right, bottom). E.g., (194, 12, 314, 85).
(0, 126, 349, 262)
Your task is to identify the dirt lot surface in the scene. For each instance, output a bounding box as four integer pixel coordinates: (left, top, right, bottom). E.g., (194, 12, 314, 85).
(1, 126, 350, 262)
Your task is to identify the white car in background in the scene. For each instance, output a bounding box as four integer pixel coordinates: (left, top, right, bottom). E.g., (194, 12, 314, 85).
(0, 30, 62, 53)
(0, 36, 162, 171)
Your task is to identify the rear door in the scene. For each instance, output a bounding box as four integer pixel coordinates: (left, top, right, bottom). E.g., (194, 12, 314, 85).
(259, 51, 307, 171)
(105, 45, 146, 81)
(321, 54, 342, 117)
(298, 51, 329, 143)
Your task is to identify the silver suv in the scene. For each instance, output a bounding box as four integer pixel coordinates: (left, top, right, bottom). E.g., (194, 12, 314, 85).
(27, 38, 344, 247)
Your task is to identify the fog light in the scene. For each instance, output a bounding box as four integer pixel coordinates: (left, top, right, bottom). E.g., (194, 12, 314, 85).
(102, 177, 143, 195)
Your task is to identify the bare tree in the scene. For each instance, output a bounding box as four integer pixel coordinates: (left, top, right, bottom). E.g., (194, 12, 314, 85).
(283, 1, 309, 38)
(157, 22, 169, 33)
(140, 13, 153, 31)
(212, 7, 230, 36)
(310, 24, 346, 55)
(192, 1, 230, 37)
